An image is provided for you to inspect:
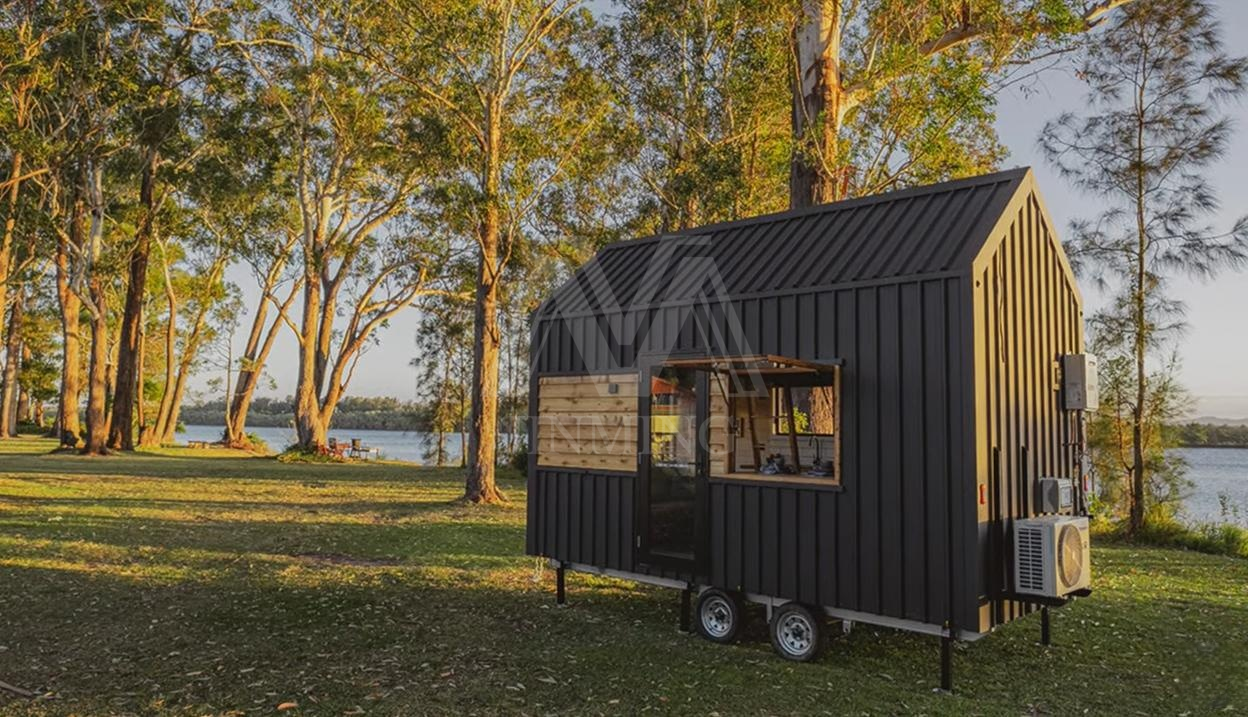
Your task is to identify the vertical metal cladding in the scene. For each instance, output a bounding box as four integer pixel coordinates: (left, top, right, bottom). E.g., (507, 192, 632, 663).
(527, 169, 1082, 636)
(973, 191, 1084, 630)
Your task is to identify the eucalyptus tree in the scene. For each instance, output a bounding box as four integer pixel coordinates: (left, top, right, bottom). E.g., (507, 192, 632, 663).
(787, 0, 1139, 208)
(1040, 0, 1248, 534)
(141, 223, 235, 446)
(607, 0, 792, 232)
(0, 0, 59, 438)
(233, 1, 457, 450)
(20, 0, 134, 453)
(345, 0, 617, 502)
(170, 72, 294, 447)
(106, 0, 243, 451)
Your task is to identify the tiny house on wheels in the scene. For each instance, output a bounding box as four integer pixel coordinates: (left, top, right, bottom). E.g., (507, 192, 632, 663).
(525, 168, 1097, 689)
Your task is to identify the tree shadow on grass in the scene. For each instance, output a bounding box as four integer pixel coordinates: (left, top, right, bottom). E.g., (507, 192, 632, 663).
(2, 548, 1245, 717)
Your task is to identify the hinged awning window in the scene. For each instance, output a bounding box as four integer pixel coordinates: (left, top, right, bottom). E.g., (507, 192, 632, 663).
(658, 354, 842, 376)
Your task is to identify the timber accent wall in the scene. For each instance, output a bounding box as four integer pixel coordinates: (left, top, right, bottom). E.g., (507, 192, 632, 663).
(537, 374, 638, 472)
(708, 375, 730, 475)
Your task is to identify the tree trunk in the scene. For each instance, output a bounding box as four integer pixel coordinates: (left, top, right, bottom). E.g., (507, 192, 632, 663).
(147, 274, 178, 447)
(17, 386, 30, 425)
(56, 225, 83, 447)
(0, 151, 21, 351)
(1128, 81, 1149, 536)
(109, 149, 159, 451)
(158, 360, 193, 446)
(82, 275, 110, 455)
(789, 0, 845, 209)
(135, 323, 150, 446)
(434, 354, 450, 466)
(294, 271, 327, 450)
(0, 285, 24, 438)
(158, 306, 212, 446)
(465, 109, 506, 504)
(225, 281, 293, 445)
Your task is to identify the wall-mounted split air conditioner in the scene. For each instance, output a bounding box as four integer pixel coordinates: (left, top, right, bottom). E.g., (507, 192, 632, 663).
(1014, 515, 1091, 598)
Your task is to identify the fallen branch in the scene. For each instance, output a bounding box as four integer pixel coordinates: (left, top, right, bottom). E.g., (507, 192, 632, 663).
(0, 680, 35, 698)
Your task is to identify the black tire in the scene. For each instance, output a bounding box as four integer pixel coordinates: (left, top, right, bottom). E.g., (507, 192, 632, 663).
(696, 589, 744, 643)
(769, 603, 823, 662)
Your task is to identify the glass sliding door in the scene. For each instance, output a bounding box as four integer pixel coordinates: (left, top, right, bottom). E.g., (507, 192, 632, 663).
(642, 365, 706, 566)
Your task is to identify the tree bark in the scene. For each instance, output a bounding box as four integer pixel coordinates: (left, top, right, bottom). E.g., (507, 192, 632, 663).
(82, 274, 110, 455)
(789, 0, 845, 209)
(0, 285, 23, 437)
(56, 220, 83, 446)
(158, 357, 194, 446)
(145, 279, 178, 447)
(294, 265, 328, 450)
(0, 151, 21, 353)
(227, 280, 296, 445)
(465, 105, 506, 504)
(109, 149, 159, 451)
(1128, 83, 1148, 536)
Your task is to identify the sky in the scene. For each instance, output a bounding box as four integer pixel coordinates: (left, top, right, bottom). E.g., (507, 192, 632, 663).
(193, 0, 1248, 419)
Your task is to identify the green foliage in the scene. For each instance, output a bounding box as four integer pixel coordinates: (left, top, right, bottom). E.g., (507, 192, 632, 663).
(1173, 422, 1248, 447)
(607, 0, 793, 230)
(1041, 0, 1248, 531)
(1095, 507, 1248, 560)
(1085, 350, 1191, 519)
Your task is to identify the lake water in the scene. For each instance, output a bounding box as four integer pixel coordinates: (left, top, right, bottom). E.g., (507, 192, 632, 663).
(180, 426, 1248, 526)
(1173, 447, 1248, 527)
(179, 424, 494, 465)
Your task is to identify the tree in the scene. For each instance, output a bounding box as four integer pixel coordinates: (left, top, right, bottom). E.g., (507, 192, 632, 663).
(1039, 0, 1248, 534)
(412, 294, 474, 467)
(33, 1, 137, 454)
(0, 0, 58, 437)
(15, 272, 60, 428)
(787, 0, 1140, 209)
(141, 230, 235, 446)
(351, 0, 615, 503)
(108, 0, 236, 451)
(235, 1, 455, 451)
(607, 0, 792, 232)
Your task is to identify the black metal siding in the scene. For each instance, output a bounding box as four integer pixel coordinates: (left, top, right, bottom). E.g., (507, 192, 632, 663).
(529, 275, 977, 629)
(972, 190, 1085, 631)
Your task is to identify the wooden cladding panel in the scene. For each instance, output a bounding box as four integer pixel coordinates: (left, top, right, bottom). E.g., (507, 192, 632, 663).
(537, 374, 639, 471)
(709, 374, 730, 475)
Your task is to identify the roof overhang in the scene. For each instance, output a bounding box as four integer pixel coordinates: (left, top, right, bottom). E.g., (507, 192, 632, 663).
(659, 354, 842, 376)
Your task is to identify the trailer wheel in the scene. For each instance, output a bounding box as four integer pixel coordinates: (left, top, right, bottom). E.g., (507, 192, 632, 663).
(769, 603, 823, 662)
(696, 589, 743, 643)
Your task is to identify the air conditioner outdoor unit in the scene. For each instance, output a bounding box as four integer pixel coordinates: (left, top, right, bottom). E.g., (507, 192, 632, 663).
(1014, 515, 1091, 598)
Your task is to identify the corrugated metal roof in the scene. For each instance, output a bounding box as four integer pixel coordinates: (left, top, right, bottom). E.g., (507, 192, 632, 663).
(542, 168, 1030, 316)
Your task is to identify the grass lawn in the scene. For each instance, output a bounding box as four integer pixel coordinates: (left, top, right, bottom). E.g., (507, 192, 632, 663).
(0, 436, 1245, 716)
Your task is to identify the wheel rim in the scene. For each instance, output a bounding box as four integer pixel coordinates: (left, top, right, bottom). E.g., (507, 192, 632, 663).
(778, 612, 813, 655)
(701, 596, 734, 638)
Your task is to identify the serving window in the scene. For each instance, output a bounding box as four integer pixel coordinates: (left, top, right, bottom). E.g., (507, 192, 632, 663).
(660, 355, 842, 485)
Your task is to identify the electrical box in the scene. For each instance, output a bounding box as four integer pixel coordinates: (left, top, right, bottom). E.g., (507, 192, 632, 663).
(1062, 354, 1099, 411)
(1036, 476, 1074, 514)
